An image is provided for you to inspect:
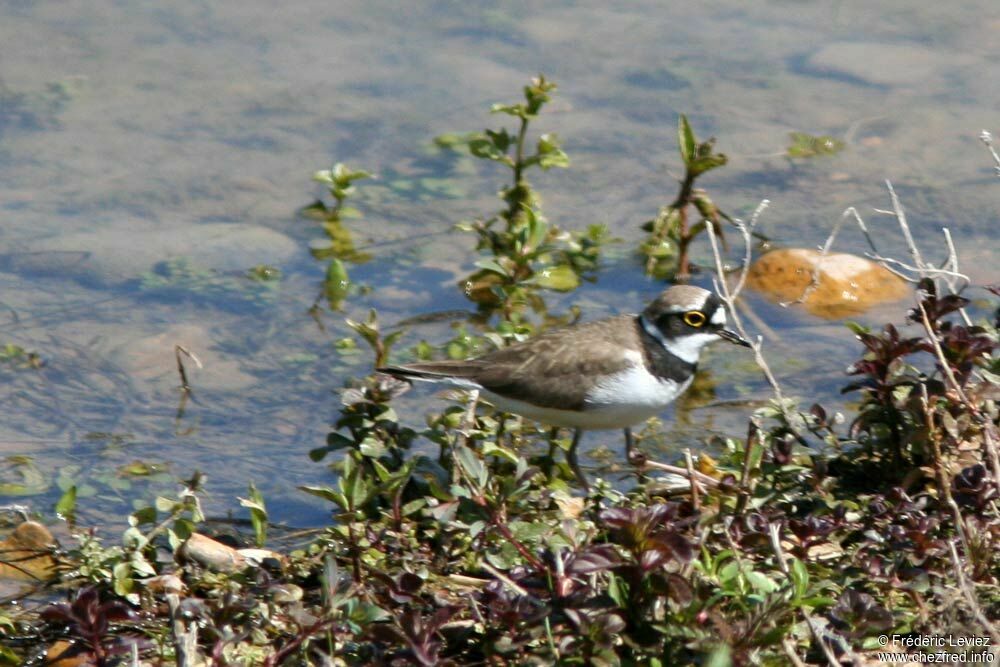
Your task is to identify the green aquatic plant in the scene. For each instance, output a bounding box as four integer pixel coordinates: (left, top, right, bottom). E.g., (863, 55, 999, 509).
(640, 114, 729, 281)
(139, 257, 281, 305)
(0, 343, 42, 369)
(0, 455, 48, 496)
(442, 75, 611, 318)
(786, 131, 846, 158)
(301, 163, 374, 312)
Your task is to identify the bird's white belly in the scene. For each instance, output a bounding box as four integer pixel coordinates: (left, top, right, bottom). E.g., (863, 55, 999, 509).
(481, 367, 691, 431)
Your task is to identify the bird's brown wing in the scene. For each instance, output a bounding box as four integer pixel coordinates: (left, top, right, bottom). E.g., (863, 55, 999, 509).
(471, 315, 642, 410)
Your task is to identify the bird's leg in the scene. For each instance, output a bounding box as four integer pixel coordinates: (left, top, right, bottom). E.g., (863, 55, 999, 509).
(624, 427, 647, 466)
(567, 428, 589, 490)
(542, 427, 560, 478)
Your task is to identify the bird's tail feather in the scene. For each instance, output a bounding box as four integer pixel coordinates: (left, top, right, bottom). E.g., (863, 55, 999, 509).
(376, 361, 481, 385)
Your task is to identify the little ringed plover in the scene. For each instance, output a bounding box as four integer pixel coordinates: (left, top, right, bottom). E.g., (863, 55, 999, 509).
(377, 285, 750, 488)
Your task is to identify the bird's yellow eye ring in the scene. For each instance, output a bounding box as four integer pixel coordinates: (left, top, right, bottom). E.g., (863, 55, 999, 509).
(684, 311, 706, 327)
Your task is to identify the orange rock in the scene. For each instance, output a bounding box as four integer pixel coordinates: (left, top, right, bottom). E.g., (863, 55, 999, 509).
(746, 248, 909, 319)
(0, 521, 58, 582)
(44, 640, 92, 667)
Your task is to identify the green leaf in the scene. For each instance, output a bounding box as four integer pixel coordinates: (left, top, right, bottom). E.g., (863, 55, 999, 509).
(434, 132, 478, 148)
(349, 602, 390, 625)
(843, 321, 869, 336)
(490, 102, 527, 118)
(312, 169, 335, 185)
(745, 570, 779, 594)
(526, 265, 579, 291)
(678, 114, 697, 165)
(239, 482, 268, 548)
(131, 505, 157, 526)
(535, 134, 569, 169)
(358, 436, 387, 459)
(154, 496, 176, 512)
(339, 457, 369, 510)
(299, 200, 330, 220)
(112, 562, 134, 597)
(786, 132, 845, 158)
(55, 485, 77, 519)
(481, 441, 520, 463)
(455, 445, 487, 489)
(346, 309, 379, 348)
(486, 128, 513, 152)
(705, 644, 732, 667)
(323, 259, 351, 311)
(607, 574, 629, 607)
(474, 258, 510, 277)
(299, 485, 346, 507)
(468, 136, 509, 163)
(687, 153, 728, 176)
(789, 557, 809, 599)
(330, 163, 373, 185)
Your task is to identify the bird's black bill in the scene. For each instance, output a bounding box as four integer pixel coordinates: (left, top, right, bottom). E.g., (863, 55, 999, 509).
(717, 328, 752, 347)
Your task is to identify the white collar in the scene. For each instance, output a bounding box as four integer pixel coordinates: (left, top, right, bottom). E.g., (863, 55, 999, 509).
(639, 313, 671, 350)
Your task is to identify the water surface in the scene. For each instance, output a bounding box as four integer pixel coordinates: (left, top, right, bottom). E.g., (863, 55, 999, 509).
(1, 0, 997, 528)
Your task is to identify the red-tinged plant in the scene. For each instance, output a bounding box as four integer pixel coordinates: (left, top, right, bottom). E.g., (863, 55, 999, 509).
(40, 586, 148, 666)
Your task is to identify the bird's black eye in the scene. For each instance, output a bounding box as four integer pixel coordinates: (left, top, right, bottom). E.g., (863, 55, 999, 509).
(683, 311, 706, 327)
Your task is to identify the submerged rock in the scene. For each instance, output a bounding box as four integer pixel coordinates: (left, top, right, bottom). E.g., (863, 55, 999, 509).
(112, 323, 258, 393)
(746, 248, 909, 319)
(18, 221, 298, 286)
(806, 42, 978, 87)
(0, 521, 58, 582)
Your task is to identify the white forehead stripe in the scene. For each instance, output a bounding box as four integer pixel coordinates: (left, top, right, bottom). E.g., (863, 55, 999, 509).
(710, 307, 726, 325)
(665, 293, 708, 312)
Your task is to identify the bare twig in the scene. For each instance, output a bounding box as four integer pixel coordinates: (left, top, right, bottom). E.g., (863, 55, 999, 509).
(480, 560, 543, 603)
(643, 460, 719, 489)
(459, 389, 481, 449)
(767, 523, 847, 667)
(167, 592, 198, 667)
(824, 191, 972, 296)
(884, 180, 925, 270)
(450, 389, 481, 487)
(941, 228, 974, 326)
(734, 419, 761, 516)
(781, 638, 809, 667)
(980, 130, 1000, 177)
(174, 345, 202, 395)
(683, 449, 700, 510)
(947, 541, 1000, 646)
(919, 383, 973, 560)
(705, 211, 786, 401)
(862, 254, 969, 283)
(917, 300, 1000, 502)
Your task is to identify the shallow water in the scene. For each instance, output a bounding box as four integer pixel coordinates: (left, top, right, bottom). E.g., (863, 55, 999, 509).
(1, 0, 997, 528)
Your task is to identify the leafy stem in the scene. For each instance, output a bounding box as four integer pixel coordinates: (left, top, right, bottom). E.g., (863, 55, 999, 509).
(641, 114, 729, 281)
